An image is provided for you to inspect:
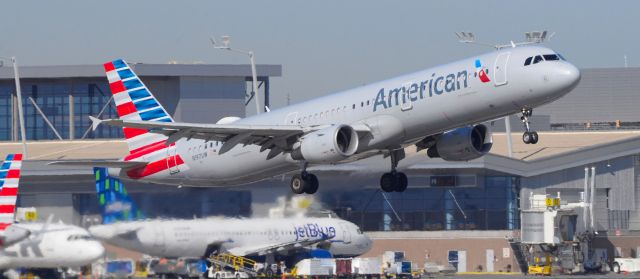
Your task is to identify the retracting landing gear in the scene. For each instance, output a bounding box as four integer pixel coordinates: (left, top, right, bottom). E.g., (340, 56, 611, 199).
(290, 163, 319, 194)
(380, 149, 408, 192)
(520, 107, 539, 144)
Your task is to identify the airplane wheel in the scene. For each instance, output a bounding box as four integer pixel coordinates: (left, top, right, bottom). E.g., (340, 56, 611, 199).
(612, 262, 620, 274)
(530, 131, 539, 144)
(522, 132, 532, 144)
(395, 172, 408, 192)
(380, 173, 395, 192)
(290, 174, 307, 194)
(305, 174, 319, 194)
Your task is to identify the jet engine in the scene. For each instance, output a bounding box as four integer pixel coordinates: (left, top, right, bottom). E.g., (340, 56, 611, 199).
(426, 124, 492, 161)
(0, 226, 30, 247)
(291, 125, 359, 163)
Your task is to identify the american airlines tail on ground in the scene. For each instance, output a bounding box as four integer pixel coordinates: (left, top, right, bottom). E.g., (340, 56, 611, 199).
(89, 168, 371, 261)
(53, 45, 581, 194)
(0, 154, 104, 269)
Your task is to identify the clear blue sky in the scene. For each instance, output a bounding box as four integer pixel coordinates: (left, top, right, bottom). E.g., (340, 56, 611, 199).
(0, 0, 637, 110)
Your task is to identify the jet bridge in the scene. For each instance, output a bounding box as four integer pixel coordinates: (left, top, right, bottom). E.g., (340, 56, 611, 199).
(509, 167, 607, 275)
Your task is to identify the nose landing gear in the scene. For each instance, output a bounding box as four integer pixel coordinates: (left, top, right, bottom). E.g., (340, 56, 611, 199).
(520, 108, 539, 144)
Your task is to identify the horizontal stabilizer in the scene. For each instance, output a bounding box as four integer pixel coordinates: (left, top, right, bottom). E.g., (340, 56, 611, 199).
(48, 160, 147, 169)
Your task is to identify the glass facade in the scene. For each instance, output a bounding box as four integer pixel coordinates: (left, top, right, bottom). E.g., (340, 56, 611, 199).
(322, 175, 520, 231)
(0, 79, 122, 140)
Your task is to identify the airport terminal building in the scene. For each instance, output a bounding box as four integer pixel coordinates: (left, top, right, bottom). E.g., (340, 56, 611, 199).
(1, 65, 640, 272)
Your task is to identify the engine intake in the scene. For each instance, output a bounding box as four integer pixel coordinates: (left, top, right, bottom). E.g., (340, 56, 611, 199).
(427, 124, 492, 161)
(291, 125, 359, 163)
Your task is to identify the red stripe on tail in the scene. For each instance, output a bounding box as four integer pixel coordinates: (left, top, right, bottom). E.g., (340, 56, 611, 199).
(0, 188, 18, 196)
(12, 154, 22, 161)
(117, 102, 137, 117)
(6, 170, 19, 179)
(123, 127, 147, 139)
(125, 140, 172, 161)
(0, 223, 11, 231)
(0, 205, 15, 214)
(126, 155, 184, 179)
(104, 62, 116, 72)
(109, 81, 126, 94)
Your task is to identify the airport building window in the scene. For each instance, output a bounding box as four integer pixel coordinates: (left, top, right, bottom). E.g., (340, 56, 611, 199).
(322, 175, 519, 232)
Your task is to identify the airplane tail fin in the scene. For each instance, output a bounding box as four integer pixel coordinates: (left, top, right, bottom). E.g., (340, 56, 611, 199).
(103, 59, 173, 155)
(94, 167, 144, 224)
(0, 154, 22, 231)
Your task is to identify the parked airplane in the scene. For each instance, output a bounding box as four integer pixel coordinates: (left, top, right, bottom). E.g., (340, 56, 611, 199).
(0, 154, 104, 269)
(53, 45, 580, 194)
(89, 168, 371, 261)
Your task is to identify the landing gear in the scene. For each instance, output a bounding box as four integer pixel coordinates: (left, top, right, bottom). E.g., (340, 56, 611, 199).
(290, 171, 319, 194)
(380, 149, 408, 192)
(520, 108, 539, 144)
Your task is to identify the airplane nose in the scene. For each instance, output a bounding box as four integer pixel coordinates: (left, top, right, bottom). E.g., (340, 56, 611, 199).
(554, 62, 581, 92)
(88, 241, 106, 260)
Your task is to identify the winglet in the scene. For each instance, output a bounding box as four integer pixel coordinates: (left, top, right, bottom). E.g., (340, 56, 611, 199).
(89, 116, 103, 131)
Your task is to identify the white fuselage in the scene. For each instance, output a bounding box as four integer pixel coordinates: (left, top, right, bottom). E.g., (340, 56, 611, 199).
(0, 223, 104, 269)
(123, 46, 580, 186)
(89, 217, 371, 259)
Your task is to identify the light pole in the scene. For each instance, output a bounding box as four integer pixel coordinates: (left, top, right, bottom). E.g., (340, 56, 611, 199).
(211, 36, 261, 115)
(0, 56, 27, 158)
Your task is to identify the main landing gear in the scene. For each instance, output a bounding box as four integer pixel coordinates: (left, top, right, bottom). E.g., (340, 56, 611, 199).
(379, 149, 408, 192)
(520, 108, 539, 144)
(290, 163, 319, 194)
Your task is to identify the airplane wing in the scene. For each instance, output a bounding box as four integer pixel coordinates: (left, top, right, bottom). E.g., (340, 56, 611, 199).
(225, 237, 332, 257)
(91, 117, 371, 156)
(48, 160, 147, 169)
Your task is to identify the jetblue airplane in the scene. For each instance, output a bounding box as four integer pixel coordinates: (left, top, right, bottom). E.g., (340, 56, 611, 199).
(88, 168, 371, 261)
(53, 45, 580, 194)
(0, 154, 104, 269)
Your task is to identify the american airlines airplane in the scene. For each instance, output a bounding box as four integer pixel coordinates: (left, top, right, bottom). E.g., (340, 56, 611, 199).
(89, 168, 371, 260)
(53, 45, 580, 194)
(0, 154, 104, 269)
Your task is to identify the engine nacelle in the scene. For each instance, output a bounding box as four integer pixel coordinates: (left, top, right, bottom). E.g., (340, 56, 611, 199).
(291, 125, 359, 163)
(427, 124, 492, 161)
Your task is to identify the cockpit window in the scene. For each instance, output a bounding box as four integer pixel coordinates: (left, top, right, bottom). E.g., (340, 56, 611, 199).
(533, 55, 544, 64)
(556, 53, 566, 60)
(543, 54, 560, 61)
(524, 57, 532, 66)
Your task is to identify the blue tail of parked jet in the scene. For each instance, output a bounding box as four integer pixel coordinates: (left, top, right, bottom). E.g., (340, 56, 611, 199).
(94, 167, 144, 224)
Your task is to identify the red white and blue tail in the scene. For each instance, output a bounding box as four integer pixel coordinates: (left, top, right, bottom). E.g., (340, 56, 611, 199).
(104, 60, 187, 179)
(103, 59, 173, 154)
(0, 154, 22, 231)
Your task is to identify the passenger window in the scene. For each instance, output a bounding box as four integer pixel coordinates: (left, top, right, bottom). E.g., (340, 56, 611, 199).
(352, 104, 355, 109)
(543, 54, 560, 61)
(524, 57, 532, 66)
(533, 55, 543, 64)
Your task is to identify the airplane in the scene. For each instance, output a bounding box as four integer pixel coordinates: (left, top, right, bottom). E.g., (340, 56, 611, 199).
(0, 154, 104, 269)
(52, 45, 580, 194)
(88, 167, 372, 262)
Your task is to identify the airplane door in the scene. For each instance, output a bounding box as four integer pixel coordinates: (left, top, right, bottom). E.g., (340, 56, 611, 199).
(339, 223, 352, 244)
(166, 146, 180, 175)
(285, 112, 299, 125)
(494, 52, 510, 86)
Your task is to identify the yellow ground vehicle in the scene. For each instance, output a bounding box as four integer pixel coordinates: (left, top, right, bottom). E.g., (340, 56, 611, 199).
(528, 255, 552, 276)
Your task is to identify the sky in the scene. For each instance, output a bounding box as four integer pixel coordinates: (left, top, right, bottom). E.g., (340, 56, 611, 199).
(0, 0, 637, 110)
